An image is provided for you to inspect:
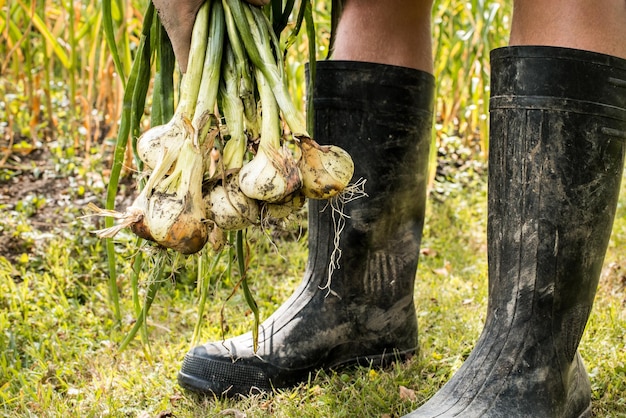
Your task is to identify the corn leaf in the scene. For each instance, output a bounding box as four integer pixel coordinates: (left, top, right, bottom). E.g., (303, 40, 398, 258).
(16, 0, 71, 69)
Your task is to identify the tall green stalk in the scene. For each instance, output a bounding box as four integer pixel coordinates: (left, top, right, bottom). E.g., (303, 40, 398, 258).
(102, 2, 155, 322)
(118, 254, 167, 352)
(67, 0, 77, 133)
(191, 249, 225, 347)
(303, 0, 316, 135)
(102, 0, 126, 86)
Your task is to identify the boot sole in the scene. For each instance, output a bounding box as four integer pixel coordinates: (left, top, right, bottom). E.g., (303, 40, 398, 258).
(178, 347, 416, 397)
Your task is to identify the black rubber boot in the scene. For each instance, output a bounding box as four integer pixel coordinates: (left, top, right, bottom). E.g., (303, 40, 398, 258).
(178, 61, 435, 396)
(406, 46, 626, 417)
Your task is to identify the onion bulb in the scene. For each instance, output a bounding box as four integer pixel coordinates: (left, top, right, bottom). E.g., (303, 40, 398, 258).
(131, 134, 208, 254)
(135, 189, 207, 254)
(205, 174, 259, 230)
(237, 69, 302, 203)
(262, 191, 306, 219)
(91, 128, 208, 254)
(136, 113, 187, 170)
(238, 143, 301, 203)
(297, 136, 354, 199)
(239, 142, 302, 202)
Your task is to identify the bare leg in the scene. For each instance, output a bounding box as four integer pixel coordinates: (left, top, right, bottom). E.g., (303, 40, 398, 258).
(331, 0, 434, 73)
(510, 0, 626, 58)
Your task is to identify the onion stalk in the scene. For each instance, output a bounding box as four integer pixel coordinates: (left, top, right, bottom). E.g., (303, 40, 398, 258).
(238, 68, 302, 202)
(220, 45, 248, 171)
(203, 44, 261, 230)
(222, 0, 259, 141)
(224, 0, 307, 136)
(193, 1, 225, 130)
(225, 0, 354, 199)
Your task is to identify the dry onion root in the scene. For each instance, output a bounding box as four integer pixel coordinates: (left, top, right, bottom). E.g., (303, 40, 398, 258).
(90, 0, 355, 255)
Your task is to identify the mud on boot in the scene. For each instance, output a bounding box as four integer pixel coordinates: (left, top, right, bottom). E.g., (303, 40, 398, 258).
(178, 61, 435, 396)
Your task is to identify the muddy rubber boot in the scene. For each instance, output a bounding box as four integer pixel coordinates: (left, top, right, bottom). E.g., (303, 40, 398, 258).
(406, 46, 626, 418)
(178, 61, 435, 396)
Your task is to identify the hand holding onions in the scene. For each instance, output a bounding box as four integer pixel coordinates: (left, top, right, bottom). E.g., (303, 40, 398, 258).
(92, 0, 354, 254)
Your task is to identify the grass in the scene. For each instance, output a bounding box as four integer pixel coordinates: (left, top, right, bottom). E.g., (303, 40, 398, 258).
(1, 169, 625, 417)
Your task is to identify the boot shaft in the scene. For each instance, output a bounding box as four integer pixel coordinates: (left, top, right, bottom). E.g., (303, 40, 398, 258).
(308, 61, 435, 300)
(406, 45, 626, 418)
(488, 46, 626, 361)
(312, 61, 434, 237)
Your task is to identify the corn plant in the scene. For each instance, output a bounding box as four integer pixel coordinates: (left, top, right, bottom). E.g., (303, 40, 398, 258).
(432, 0, 511, 155)
(0, 0, 145, 162)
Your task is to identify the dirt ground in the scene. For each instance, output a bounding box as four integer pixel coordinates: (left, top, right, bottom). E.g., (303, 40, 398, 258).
(0, 144, 134, 264)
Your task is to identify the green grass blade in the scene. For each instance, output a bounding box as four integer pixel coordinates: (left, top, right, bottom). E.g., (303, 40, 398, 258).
(103, 2, 155, 322)
(236, 230, 259, 351)
(130, 240, 145, 316)
(118, 257, 166, 352)
(102, 0, 126, 86)
(191, 249, 225, 347)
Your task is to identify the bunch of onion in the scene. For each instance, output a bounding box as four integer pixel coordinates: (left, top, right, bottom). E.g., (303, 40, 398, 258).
(203, 0, 304, 229)
(93, 0, 354, 255)
(225, 0, 355, 202)
(92, 1, 226, 254)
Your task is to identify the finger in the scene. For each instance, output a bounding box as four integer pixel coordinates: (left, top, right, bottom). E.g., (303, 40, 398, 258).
(153, 0, 205, 73)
